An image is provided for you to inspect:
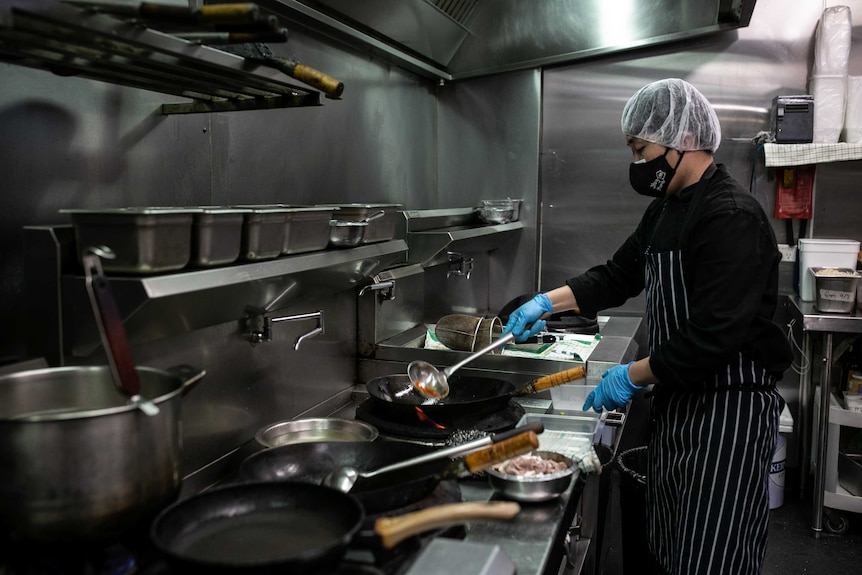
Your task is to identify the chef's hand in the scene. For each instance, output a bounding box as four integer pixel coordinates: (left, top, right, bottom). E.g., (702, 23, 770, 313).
(582, 362, 639, 413)
(501, 293, 554, 343)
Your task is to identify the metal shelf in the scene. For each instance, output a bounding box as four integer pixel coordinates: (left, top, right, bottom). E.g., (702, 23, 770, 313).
(24, 226, 406, 361)
(395, 208, 524, 268)
(0, 3, 321, 114)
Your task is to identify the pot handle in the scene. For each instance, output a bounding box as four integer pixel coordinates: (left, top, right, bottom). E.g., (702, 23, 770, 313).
(165, 365, 207, 395)
(375, 502, 521, 549)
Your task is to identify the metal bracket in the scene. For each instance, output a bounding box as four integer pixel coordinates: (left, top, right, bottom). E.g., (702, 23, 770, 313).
(446, 251, 473, 279)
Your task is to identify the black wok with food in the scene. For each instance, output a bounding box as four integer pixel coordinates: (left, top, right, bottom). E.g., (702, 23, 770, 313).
(366, 366, 586, 423)
(150, 481, 520, 574)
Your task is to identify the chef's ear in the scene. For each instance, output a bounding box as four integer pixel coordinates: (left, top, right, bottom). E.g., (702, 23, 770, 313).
(679, 132, 696, 150)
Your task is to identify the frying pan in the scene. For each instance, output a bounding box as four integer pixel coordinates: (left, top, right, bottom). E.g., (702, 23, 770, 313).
(366, 366, 587, 423)
(239, 429, 539, 513)
(150, 481, 520, 574)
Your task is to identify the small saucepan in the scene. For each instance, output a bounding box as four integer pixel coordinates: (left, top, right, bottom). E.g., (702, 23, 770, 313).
(150, 481, 520, 574)
(328, 210, 385, 248)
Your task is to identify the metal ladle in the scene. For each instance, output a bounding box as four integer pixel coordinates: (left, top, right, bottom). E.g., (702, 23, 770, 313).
(408, 332, 516, 400)
(322, 421, 543, 492)
(83, 246, 159, 416)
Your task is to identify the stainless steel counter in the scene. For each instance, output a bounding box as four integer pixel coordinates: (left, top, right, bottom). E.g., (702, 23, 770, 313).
(786, 295, 862, 536)
(458, 474, 586, 575)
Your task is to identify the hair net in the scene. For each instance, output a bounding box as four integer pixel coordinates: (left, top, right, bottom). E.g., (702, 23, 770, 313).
(621, 78, 721, 152)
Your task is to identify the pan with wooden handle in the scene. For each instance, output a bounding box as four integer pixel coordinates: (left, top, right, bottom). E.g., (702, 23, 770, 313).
(216, 42, 345, 98)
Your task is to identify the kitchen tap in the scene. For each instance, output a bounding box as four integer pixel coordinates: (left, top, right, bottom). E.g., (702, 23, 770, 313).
(359, 280, 395, 300)
(248, 310, 325, 350)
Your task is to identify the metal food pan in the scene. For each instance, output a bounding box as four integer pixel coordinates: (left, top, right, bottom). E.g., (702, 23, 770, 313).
(281, 206, 335, 255)
(233, 205, 289, 262)
(188, 207, 248, 267)
(516, 413, 598, 459)
(62, 208, 193, 273)
(317, 203, 402, 244)
(254, 418, 379, 448)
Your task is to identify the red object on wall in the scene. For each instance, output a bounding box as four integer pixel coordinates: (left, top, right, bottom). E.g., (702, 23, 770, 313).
(774, 165, 814, 219)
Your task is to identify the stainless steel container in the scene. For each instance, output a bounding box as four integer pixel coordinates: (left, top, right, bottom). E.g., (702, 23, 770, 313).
(809, 267, 861, 313)
(328, 219, 368, 248)
(486, 450, 575, 502)
(189, 207, 248, 267)
(255, 418, 378, 448)
(282, 206, 336, 254)
(234, 205, 289, 261)
(0, 365, 203, 543)
(318, 203, 401, 244)
(62, 208, 193, 273)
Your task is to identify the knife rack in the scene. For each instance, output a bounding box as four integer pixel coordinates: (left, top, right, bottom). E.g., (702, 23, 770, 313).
(0, 3, 321, 114)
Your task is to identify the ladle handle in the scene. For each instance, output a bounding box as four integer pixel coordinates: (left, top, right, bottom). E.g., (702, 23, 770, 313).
(83, 248, 160, 416)
(444, 331, 516, 376)
(84, 251, 141, 397)
(459, 431, 540, 474)
(522, 366, 587, 394)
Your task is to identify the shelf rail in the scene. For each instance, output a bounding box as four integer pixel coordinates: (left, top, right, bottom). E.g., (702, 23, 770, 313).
(0, 3, 321, 113)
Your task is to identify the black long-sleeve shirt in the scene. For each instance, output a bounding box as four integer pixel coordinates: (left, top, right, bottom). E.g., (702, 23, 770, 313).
(566, 164, 792, 389)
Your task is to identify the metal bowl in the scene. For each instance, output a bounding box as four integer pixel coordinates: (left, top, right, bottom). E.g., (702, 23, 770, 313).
(476, 205, 516, 225)
(254, 418, 378, 448)
(486, 450, 575, 502)
(328, 220, 368, 248)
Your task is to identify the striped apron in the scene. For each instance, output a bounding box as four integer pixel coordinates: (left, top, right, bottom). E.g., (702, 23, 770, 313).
(644, 247, 782, 575)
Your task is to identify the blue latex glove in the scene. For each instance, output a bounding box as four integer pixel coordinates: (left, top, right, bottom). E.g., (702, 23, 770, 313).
(501, 293, 554, 343)
(582, 362, 639, 413)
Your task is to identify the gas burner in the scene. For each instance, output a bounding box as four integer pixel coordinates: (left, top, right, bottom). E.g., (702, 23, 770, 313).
(355, 399, 524, 444)
(0, 542, 137, 575)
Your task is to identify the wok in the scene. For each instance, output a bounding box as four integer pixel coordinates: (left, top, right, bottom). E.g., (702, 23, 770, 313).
(240, 428, 539, 513)
(367, 366, 586, 423)
(150, 481, 520, 574)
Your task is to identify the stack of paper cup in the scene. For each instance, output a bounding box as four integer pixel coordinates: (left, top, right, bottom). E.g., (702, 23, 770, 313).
(811, 74, 848, 143)
(811, 5, 852, 143)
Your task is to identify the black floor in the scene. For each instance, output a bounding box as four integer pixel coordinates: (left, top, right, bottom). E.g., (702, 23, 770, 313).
(763, 492, 862, 574)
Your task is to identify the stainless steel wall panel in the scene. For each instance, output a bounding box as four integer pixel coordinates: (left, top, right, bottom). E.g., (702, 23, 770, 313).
(437, 69, 540, 313)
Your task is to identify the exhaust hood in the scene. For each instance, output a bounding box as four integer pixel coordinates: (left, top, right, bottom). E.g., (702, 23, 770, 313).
(262, 0, 757, 80)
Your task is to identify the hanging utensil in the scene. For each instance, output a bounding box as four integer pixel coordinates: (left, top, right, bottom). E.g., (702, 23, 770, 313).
(408, 332, 516, 400)
(216, 42, 345, 98)
(83, 246, 159, 416)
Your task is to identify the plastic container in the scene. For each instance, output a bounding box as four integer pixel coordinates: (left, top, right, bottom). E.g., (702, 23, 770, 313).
(797, 238, 860, 301)
(769, 404, 794, 509)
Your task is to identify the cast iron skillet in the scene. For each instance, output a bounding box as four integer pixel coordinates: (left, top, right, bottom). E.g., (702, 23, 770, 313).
(150, 481, 520, 574)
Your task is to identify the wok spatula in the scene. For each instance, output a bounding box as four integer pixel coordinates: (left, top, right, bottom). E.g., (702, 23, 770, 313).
(217, 42, 344, 98)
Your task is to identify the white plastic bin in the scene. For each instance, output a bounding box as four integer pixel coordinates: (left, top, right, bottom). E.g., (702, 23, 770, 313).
(797, 238, 860, 301)
(769, 404, 794, 510)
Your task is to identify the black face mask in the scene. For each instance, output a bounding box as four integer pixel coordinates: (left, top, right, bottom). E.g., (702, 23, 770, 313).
(629, 148, 685, 198)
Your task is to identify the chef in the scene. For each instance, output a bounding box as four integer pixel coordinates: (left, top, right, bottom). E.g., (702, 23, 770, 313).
(503, 78, 793, 575)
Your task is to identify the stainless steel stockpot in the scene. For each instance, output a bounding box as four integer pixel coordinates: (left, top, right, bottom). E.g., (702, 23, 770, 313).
(0, 364, 204, 543)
